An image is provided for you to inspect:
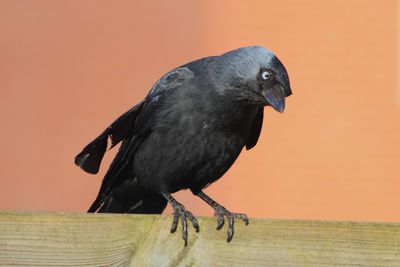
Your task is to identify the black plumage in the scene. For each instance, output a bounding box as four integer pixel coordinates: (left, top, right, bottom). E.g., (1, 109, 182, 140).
(75, 46, 292, 245)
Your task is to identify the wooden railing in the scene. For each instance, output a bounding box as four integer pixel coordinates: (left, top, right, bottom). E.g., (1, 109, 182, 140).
(0, 212, 399, 266)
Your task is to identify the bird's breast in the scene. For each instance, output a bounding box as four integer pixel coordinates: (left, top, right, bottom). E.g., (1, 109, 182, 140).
(133, 103, 258, 192)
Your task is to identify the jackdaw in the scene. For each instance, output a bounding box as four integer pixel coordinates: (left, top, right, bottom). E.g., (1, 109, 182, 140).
(75, 46, 292, 246)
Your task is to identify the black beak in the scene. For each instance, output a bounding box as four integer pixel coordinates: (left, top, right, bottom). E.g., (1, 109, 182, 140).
(262, 84, 286, 113)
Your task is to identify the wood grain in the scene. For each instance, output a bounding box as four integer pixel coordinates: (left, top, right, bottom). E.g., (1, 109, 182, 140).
(0, 212, 399, 266)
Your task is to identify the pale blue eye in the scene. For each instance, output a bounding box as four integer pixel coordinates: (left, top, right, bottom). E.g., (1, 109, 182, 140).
(261, 71, 271, 81)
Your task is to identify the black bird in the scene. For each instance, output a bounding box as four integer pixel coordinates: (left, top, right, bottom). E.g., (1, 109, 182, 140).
(75, 46, 292, 246)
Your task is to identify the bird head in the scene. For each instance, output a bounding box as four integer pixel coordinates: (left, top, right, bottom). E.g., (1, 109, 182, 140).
(219, 46, 292, 112)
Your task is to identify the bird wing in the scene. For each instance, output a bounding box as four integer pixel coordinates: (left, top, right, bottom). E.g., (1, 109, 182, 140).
(77, 67, 195, 213)
(245, 108, 264, 150)
(75, 67, 195, 174)
(74, 102, 145, 174)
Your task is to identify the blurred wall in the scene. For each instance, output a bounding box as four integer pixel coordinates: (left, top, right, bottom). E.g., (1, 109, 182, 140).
(0, 0, 399, 221)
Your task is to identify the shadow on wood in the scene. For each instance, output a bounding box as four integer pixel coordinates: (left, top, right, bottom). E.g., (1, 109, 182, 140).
(0, 212, 399, 266)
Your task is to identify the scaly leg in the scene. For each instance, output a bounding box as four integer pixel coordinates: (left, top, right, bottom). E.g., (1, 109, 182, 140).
(196, 191, 249, 242)
(162, 193, 199, 246)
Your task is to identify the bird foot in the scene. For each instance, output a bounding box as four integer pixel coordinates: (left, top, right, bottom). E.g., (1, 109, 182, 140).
(170, 202, 199, 247)
(213, 205, 249, 242)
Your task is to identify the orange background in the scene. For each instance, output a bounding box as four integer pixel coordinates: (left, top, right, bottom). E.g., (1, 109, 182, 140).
(0, 1, 399, 221)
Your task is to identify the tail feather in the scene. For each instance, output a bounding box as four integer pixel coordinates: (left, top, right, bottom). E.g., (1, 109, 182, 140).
(88, 177, 167, 214)
(92, 192, 167, 214)
(87, 195, 103, 213)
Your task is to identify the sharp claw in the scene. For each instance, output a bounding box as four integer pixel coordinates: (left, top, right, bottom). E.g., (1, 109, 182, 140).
(181, 213, 188, 246)
(170, 206, 199, 247)
(214, 206, 249, 242)
(171, 214, 179, 233)
(187, 211, 200, 233)
(182, 228, 188, 247)
(165, 194, 199, 246)
(235, 213, 249, 225)
(193, 219, 200, 233)
(197, 192, 248, 243)
(243, 216, 249, 225)
(226, 215, 234, 242)
(216, 217, 225, 230)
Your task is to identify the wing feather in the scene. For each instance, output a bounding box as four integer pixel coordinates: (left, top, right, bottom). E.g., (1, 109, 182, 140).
(245, 108, 264, 150)
(75, 67, 194, 174)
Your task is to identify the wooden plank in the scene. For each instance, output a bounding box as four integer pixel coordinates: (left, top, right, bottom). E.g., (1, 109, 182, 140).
(0, 212, 399, 266)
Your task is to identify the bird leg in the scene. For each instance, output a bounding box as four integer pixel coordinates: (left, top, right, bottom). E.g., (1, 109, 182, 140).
(196, 190, 249, 242)
(162, 193, 199, 246)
